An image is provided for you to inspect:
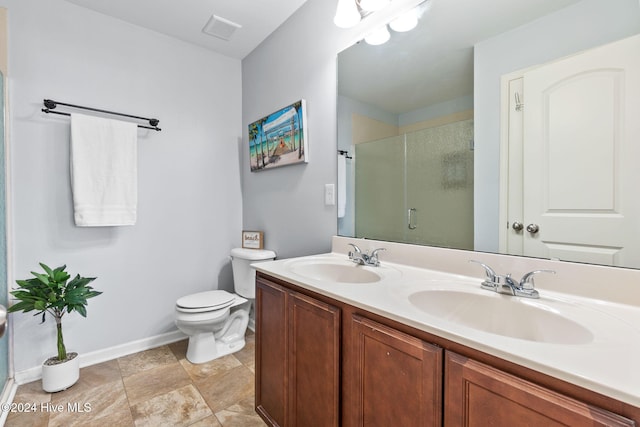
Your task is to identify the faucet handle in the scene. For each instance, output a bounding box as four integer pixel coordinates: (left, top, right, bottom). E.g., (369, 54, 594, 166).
(519, 269, 556, 290)
(368, 248, 386, 266)
(370, 248, 386, 258)
(469, 260, 497, 282)
(347, 243, 362, 254)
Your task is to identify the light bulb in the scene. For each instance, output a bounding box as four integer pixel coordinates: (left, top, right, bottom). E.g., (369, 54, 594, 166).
(359, 0, 391, 12)
(334, 0, 361, 28)
(364, 25, 390, 45)
(389, 9, 418, 32)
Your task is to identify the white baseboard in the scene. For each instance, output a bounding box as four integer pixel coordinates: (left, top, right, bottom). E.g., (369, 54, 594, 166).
(14, 330, 187, 386)
(0, 378, 17, 426)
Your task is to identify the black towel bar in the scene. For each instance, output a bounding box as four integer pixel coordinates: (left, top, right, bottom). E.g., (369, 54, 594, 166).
(338, 149, 352, 159)
(42, 99, 161, 131)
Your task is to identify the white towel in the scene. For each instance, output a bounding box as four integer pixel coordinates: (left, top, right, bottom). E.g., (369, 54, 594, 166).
(337, 153, 347, 218)
(70, 113, 138, 226)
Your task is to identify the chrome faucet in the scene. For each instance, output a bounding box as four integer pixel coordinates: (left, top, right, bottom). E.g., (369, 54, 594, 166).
(469, 260, 555, 299)
(348, 244, 386, 267)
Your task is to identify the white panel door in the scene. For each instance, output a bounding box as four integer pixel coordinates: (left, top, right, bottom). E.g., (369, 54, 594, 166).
(503, 77, 525, 256)
(523, 34, 640, 267)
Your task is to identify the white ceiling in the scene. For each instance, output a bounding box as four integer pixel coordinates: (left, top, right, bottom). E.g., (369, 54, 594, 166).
(63, 0, 309, 59)
(64, 0, 586, 113)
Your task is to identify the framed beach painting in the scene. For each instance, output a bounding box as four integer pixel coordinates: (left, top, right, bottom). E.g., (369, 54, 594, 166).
(248, 99, 308, 172)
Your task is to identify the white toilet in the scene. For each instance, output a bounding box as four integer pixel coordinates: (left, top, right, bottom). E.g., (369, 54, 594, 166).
(175, 247, 276, 364)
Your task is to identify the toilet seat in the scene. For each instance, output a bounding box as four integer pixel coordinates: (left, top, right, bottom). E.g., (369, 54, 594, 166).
(176, 290, 235, 313)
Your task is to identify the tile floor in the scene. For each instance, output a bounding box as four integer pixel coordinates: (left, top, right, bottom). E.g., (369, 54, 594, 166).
(6, 331, 266, 426)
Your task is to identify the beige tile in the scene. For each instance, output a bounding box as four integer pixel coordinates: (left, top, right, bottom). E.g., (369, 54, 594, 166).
(221, 396, 256, 415)
(49, 408, 135, 427)
(215, 410, 267, 427)
(50, 360, 122, 400)
(179, 354, 242, 382)
(214, 396, 266, 426)
(168, 339, 188, 361)
(195, 365, 254, 413)
(78, 359, 123, 384)
(11, 380, 51, 404)
(233, 333, 255, 368)
(73, 408, 135, 427)
(130, 384, 212, 427)
(123, 362, 191, 406)
(117, 346, 178, 377)
(49, 378, 131, 427)
(5, 381, 52, 427)
(189, 415, 222, 427)
(5, 404, 50, 427)
(8, 331, 258, 427)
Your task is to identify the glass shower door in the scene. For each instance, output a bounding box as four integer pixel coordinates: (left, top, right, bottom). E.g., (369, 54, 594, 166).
(405, 120, 475, 249)
(355, 134, 406, 242)
(354, 119, 475, 249)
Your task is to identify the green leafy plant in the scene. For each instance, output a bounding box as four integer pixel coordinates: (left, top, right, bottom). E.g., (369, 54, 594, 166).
(8, 263, 102, 361)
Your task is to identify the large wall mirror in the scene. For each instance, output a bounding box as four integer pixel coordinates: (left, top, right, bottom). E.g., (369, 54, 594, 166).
(337, 0, 640, 268)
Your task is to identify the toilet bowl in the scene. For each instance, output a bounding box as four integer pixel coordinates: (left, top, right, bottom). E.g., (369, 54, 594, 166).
(175, 248, 276, 364)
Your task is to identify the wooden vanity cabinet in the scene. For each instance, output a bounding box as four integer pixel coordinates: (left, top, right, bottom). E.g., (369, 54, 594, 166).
(255, 276, 340, 427)
(444, 351, 635, 427)
(256, 272, 639, 427)
(348, 314, 442, 427)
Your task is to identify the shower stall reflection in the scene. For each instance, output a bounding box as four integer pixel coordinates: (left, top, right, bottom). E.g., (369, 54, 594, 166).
(353, 119, 474, 249)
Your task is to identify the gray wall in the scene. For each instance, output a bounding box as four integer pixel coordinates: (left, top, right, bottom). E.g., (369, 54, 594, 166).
(242, 0, 359, 259)
(473, 0, 640, 252)
(5, 0, 243, 373)
(241, 0, 433, 258)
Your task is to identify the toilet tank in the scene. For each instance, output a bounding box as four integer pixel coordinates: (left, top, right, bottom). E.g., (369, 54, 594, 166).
(230, 248, 276, 298)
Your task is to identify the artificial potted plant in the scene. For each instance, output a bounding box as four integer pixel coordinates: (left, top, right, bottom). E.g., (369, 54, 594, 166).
(8, 263, 102, 392)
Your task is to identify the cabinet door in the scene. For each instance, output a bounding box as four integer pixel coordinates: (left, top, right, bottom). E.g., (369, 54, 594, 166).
(445, 351, 634, 427)
(351, 314, 443, 427)
(255, 279, 288, 426)
(288, 291, 341, 427)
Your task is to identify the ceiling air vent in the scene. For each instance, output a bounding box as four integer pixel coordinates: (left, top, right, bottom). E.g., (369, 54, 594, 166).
(202, 15, 242, 41)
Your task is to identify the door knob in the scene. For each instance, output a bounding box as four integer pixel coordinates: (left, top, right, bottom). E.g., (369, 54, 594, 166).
(512, 221, 523, 231)
(526, 224, 540, 234)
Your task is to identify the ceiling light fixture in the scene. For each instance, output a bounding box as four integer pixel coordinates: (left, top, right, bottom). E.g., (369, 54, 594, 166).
(364, 25, 391, 45)
(334, 0, 361, 28)
(389, 8, 418, 32)
(334, 0, 428, 46)
(358, 0, 391, 12)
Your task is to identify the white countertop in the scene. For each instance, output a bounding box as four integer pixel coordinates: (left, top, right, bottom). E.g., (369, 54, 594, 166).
(254, 250, 640, 408)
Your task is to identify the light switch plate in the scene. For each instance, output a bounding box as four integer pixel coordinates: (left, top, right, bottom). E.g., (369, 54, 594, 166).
(325, 184, 336, 206)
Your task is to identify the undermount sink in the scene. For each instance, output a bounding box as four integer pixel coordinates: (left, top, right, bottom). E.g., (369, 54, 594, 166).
(409, 289, 594, 344)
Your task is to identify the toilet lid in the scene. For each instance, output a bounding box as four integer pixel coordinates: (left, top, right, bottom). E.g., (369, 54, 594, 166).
(231, 247, 276, 260)
(176, 290, 235, 311)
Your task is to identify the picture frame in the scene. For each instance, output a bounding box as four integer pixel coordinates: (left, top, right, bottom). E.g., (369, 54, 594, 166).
(242, 230, 264, 249)
(248, 99, 308, 172)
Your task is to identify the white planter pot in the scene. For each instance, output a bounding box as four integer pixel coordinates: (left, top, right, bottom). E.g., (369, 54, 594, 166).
(41, 352, 79, 393)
